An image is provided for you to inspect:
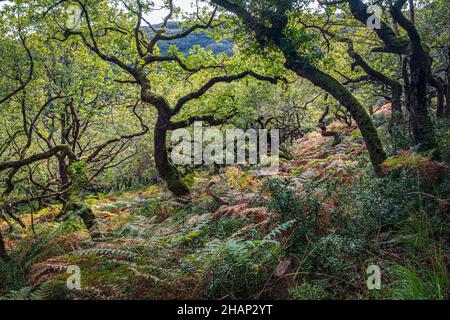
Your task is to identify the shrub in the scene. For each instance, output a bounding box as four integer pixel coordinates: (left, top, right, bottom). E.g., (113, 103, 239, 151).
(308, 235, 363, 275)
(199, 238, 281, 299)
(139, 200, 160, 217)
(262, 178, 322, 254)
(288, 281, 329, 300)
(335, 169, 419, 239)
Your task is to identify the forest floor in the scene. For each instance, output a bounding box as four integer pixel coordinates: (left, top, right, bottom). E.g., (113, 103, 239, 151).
(1, 104, 449, 300)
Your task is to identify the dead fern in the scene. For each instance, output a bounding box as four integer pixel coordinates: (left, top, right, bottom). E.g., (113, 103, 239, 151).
(30, 257, 69, 285)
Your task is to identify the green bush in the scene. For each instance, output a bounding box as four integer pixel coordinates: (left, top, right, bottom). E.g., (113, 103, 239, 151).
(335, 170, 420, 239)
(262, 178, 323, 254)
(139, 200, 160, 217)
(309, 235, 363, 274)
(289, 281, 329, 300)
(200, 238, 281, 299)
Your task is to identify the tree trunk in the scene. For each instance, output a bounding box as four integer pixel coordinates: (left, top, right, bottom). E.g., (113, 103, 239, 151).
(58, 155, 70, 186)
(446, 48, 450, 117)
(409, 56, 438, 154)
(283, 49, 386, 175)
(403, 57, 412, 113)
(0, 230, 7, 260)
(77, 205, 101, 239)
(390, 1, 438, 155)
(389, 83, 404, 134)
(154, 110, 190, 196)
(64, 162, 102, 240)
(428, 72, 446, 118)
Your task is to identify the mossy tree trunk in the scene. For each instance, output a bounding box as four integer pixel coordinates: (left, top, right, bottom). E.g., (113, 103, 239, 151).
(154, 109, 190, 197)
(446, 48, 450, 118)
(64, 162, 102, 240)
(409, 57, 438, 153)
(140, 84, 191, 197)
(0, 230, 7, 260)
(389, 3, 438, 155)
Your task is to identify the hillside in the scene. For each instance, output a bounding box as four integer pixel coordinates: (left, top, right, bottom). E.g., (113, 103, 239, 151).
(1, 106, 449, 300)
(144, 22, 234, 56)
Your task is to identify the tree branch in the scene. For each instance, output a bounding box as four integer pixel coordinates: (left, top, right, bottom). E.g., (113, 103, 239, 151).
(173, 71, 283, 115)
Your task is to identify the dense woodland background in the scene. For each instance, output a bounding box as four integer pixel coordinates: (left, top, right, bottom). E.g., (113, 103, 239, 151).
(0, 0, 449, 300)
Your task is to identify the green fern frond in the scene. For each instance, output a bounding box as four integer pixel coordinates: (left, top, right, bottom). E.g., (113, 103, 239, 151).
(72, 248, 138, 260)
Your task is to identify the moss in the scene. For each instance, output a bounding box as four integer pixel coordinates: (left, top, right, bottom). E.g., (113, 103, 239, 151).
(183, 172, 197, 188)
(172, 230, 205, 246)
(166, 173, 190, 197)
(351, 129, 363, 139)
(384, 154, 424, 170)
(142, 185, 163, 199)
(288, 167, 304, 176)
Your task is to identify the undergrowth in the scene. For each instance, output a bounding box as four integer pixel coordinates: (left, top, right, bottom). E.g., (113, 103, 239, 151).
(1, 126, 449, 301)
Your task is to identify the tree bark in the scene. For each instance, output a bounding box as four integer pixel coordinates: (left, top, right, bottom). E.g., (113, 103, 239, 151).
(447, 48, 450, 117)
(390, 2, 438, 155)
(0, 230, 7, 260)
(64, 162, 102, 239)
(154, 109, 190, 196)
(428, 71, 446, 118)
(409, 57, 437, 152)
